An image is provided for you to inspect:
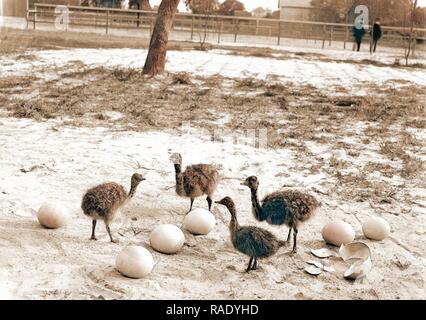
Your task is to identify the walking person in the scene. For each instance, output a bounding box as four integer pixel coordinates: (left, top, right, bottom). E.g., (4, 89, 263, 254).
(353, 22, 366, 52)
(370, 18, 383, 53)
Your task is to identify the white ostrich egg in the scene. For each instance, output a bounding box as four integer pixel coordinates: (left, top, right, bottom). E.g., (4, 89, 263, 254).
(116, 245, 154, 279)
(322, 221, 355, 246)
(362, 217, 390, 241)
(149, 224, 185, 254)
(37, 202, 69, 229)
(183, 208, 216, 235)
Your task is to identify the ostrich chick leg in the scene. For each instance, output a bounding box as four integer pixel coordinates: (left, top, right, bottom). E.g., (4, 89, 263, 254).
(207, 196, 212, 211)
(105, 222, 118, 243)
(188, 198, 194, 213)
(252, 258, 258, 270)
(246, 257, 253, 273)
(90, 219, 97, 240)
(286, 228, 292, 243)
(292, 227, 298, 253)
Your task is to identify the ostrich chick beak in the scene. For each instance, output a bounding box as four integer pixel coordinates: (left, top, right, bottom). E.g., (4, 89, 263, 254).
(240, 180, 248, 186)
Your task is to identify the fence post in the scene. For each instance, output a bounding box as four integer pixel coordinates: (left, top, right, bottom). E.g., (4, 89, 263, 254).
(34, 5, 37, 30)
(191, 16, 194, 40)
(106, 10, 109, 35)
(322, 25, 326, 49)
(277, 21, 281, 45)
(329, 27, 333, 46)
(255, 19, 259, 36)
(344, 26, 348, 49)
(234, 19, 238, 43)
(217, 20, 222, 44)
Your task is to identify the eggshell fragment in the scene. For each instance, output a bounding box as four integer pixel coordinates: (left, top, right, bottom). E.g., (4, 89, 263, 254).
(321, 221, 355, 246)
(37, 202, 69, 229)
(362, 217, 390, 241)
(149, 224, 185, 254)
(306, 261, 324, 269)
(310, 248, 336, 258)
(116, 245, 154, 279)
(344, 257, 372, 280)
(323, 266, 336, 273)
(183, 208, 216, 235)
(305, 266, 322, 276)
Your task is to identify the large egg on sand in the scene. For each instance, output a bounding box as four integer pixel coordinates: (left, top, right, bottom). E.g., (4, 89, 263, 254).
(37, 202, 69, 229)
(183, 208, 216, 235)
(362, 217, 390, 241)
(322, 220, 355, 246)
(149, 224, 185, 254)
(116, 245, 154, 279)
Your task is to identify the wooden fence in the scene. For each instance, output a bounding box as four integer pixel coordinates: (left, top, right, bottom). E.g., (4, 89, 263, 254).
(27, 3, 426, 49)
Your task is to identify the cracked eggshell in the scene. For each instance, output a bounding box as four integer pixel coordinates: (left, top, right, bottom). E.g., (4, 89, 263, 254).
(149, 224, 185, 254)
(344, 257, 372, 280)
(116, 245, 154, 279)
(362, 217, 390, 241)
(322, 221, 355, 246)
(37, 202, 69, 229)
(183, 208, 216, 235)
(339, 242, 371, 261)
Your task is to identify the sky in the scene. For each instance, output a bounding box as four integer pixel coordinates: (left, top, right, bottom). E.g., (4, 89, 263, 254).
(148, 0, 426, 12)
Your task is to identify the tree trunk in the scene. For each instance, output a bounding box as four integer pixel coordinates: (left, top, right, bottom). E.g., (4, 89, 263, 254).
(143, 0, 179, 75)
(140, 0, 151, 10)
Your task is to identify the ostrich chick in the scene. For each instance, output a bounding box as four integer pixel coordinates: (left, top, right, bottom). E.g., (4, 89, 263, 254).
(215, 197, 285, 272)
(81, 173, 145, 243)
(170, 153, 219, 213)
(241, 176, 320, 253)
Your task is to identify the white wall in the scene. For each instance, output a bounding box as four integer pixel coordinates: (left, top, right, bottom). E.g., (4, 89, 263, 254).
(279, 0, 312, 8)
(279, 0, 313, 21)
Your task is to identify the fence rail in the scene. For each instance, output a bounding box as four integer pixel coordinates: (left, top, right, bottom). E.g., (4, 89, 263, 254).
(27, 3, 426, 50)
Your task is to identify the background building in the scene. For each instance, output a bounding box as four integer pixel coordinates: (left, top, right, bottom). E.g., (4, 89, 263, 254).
(0, 0, 28, 17)
(279, 0, 313, 21)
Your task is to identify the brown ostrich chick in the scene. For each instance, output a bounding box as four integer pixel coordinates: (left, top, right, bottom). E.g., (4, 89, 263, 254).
(81, 173, 145, 243)
(241, 176, 320, 253)
(215, 197, 286, 272)
(170, 153, 219, 213)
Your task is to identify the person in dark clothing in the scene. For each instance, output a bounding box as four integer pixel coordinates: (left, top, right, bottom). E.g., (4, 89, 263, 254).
(371, 18, 383, 53)
(353, 23, 366, 52)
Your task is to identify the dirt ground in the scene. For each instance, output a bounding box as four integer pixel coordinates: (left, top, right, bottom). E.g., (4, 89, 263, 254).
(0, 28, 425, 300)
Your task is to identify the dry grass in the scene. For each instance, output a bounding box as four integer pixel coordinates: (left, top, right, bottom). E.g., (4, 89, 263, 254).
(0, 76, 39, 90)
(0, 28, 194, 55)
(172, 72, 192, 85)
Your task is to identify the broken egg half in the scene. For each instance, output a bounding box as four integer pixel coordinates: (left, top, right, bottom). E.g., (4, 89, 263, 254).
(339, 242, 372, 281)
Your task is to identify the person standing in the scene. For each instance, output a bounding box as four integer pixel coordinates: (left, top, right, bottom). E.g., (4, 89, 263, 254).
(353, 22, 366, 52)
(371, 18, 383, 53)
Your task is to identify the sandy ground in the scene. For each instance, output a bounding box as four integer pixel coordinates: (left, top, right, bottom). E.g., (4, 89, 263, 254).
(0, 29, 425, 300)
